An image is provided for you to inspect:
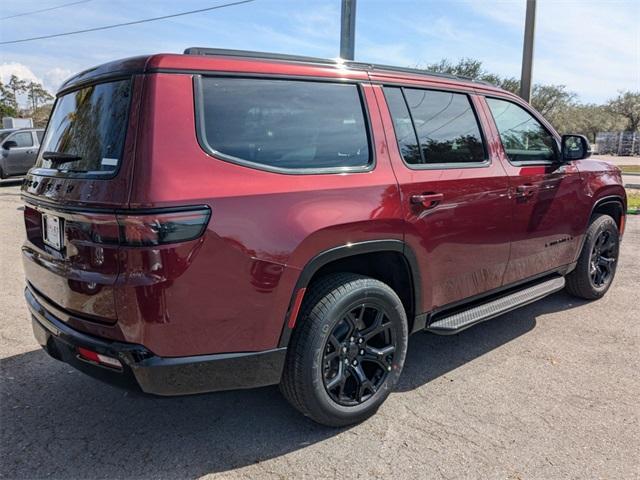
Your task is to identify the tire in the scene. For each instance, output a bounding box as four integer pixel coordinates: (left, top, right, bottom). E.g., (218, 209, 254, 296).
(565, 214, 620, 300)
(0, 167, 5, 180)
(280, 273, 408, 427)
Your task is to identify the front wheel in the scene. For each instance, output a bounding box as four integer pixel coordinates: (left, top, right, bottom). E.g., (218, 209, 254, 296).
(566, 214, 620, 300)
(280, 273, 408, 427)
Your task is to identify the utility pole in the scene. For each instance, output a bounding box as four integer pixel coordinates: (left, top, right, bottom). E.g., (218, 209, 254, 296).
(340, 0, 357, 60)
(519, 0, 536, 102)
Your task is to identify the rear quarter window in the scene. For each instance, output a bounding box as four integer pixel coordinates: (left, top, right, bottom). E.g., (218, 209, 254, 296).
(197, 77, 371, 172)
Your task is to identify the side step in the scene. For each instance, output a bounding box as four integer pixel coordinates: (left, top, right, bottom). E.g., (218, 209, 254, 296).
(426, 276, 566, 335)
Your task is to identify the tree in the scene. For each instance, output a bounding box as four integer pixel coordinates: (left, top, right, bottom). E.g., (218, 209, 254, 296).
(420, 58, 583, 134)
(26, 81, 54, 116)
(423, 58, 484, 79)
(487, 76, 520, 94)
(422, 58, 519, 93)
(6, 75, 27, 111)
(530, 84, 576, 126)
(422, 58, 575, 122)
(531, 84, 576, 117)
(553, 104, 624, 142)
(608, 91, 640, 132)
(30, 104, 53, 128)
(0, 75, 54, 125)
(0, 81, 18, 118)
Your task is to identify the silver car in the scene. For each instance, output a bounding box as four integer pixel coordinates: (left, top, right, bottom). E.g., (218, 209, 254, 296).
(0, 128, 44, 179)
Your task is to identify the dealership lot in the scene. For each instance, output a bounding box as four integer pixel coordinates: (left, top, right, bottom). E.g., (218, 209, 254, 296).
(1, 180, 638, 479)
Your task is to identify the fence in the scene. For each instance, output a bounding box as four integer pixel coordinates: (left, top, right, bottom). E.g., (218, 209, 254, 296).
(595, 131, 639, 156)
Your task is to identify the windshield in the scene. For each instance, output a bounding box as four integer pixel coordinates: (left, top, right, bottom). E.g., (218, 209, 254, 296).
(0, 131, 15, 142)
(35, 79, 131, 175)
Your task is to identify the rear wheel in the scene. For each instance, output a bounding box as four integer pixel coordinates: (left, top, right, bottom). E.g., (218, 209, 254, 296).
(566, 214, 620, 299)
(280, 273, 408, 427)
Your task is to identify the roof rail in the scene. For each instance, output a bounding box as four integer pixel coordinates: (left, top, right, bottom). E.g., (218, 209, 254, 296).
(183, 48, 336, 66)
(183, 47, 497, 87)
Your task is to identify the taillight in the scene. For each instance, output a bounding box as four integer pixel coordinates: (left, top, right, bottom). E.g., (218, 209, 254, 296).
(28, 206, 211, 248)
(117, 208, 211, 246)
(67, 212, 121, 245)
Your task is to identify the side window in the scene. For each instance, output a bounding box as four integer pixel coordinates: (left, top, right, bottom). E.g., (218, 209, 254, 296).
(11, 132, 34, 148)
(385, 87, 485, 165)
(383, 87, 421, 164)
(199, 77, 371, 171)
(486, 97, 557, 163)
(36, 130, 44, 143)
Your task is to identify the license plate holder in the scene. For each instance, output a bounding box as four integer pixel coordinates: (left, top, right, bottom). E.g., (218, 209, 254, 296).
(42, 213, 63, 250)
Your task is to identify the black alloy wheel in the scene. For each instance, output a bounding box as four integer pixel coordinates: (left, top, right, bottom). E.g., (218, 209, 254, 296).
(589, 229, 617, 288)
(322, 303, 396, 406)
(280, 273, 408, 427)
(566, 213, 620, 300)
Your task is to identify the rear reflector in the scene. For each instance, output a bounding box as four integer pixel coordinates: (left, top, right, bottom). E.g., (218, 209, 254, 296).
(77, 347, 123, 369)
(287, 287, 307, 329)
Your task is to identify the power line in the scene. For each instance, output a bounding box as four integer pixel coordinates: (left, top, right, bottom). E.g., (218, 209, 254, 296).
(0, 0, 93, 20)
(0, 0, 256, 45)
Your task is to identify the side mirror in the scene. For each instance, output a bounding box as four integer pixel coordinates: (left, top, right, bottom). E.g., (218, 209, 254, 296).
(561, 134, 591, 161)
(2, 140, 17, 150)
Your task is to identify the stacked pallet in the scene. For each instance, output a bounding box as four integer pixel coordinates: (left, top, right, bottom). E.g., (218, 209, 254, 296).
(595, 131, 640, 156)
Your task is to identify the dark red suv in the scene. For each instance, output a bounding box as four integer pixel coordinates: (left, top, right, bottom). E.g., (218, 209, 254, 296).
(21, 49, 626, 426)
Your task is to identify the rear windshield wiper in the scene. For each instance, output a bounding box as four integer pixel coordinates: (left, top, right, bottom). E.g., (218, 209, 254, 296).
(42, 151, 82, 163)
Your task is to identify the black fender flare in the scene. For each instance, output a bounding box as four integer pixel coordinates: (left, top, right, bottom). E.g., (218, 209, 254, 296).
(574, 194, 626, 261)
(277, 239, 422, 347)
(586, 194, 626, 233)
(589, 195, 626, 221)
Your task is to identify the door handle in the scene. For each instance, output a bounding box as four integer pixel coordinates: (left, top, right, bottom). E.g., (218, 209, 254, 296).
(411, 193, 443, 209)
(515, 184, 537, 197)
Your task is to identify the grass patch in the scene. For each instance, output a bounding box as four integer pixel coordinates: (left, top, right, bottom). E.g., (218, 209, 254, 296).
(627, 189, 640, 212)
(620, 165, 640, 174)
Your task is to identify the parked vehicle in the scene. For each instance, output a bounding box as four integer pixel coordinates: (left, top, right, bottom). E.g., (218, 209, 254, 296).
(2, 117, 34, 129)
(21, 49, 626, 426)
(1, 128, 44, 179)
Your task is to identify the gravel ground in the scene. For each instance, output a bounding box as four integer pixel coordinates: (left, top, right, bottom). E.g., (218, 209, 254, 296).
(1, 179, 639, 480)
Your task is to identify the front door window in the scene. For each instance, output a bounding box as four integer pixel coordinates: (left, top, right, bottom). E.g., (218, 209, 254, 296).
(486, 97, 557, 164)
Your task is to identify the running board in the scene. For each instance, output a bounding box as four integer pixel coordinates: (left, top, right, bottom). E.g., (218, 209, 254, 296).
(425, 276, 566, 335)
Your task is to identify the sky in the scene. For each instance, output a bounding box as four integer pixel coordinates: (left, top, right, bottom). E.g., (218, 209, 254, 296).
(0, 0, 639, 105)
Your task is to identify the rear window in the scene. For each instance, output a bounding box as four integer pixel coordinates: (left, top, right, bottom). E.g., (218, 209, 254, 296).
(34, 79, 131, 175)
(198, 77, 371, 171)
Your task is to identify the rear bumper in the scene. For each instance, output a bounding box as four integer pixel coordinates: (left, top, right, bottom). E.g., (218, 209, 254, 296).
(25, 287, 286, 395)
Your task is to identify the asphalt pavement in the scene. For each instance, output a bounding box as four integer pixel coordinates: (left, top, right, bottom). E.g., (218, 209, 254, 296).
(1, 180, 638, 479)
